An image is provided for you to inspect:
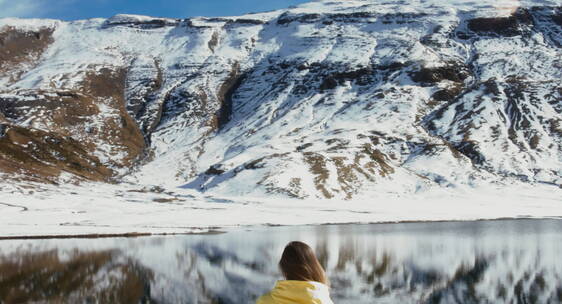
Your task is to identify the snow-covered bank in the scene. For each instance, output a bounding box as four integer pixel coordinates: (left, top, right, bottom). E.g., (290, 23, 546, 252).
(0, 182, 560, 238)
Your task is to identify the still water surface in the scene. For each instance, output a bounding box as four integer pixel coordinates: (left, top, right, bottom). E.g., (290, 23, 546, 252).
(1, 219, 561, 303)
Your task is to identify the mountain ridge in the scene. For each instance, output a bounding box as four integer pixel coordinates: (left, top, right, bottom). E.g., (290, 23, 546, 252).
(0, 0, 560, 199)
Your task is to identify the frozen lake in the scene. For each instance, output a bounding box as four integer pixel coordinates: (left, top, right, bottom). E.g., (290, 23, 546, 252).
(1, 218, 561, 303)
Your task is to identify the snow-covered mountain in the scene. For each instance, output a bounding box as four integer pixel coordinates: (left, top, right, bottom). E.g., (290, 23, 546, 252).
(0, 0, 560, 199)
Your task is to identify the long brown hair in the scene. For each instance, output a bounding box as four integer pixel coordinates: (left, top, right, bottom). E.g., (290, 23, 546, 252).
(278, 241, 328, 285)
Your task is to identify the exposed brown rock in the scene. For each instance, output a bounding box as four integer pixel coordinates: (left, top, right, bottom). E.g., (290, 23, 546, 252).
(0, 91, 99, 131)
(301, 146, 396, 199)
(332, 157, 359, 200)
(0, 26, 54, 83)
(0, 124, 112, 182)
(303, 152, 333, 198)
(0, 66, 145, 183)
(81, 67, 146, 167)
(362, 144, 395, 177)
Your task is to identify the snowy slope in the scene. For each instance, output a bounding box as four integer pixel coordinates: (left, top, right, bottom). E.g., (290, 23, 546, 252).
(0, 0, 561, 202)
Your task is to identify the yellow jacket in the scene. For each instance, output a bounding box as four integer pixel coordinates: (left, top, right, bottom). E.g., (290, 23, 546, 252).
(256, 280, 334, 304)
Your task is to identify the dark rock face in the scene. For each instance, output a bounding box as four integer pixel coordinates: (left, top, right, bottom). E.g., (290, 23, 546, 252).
(552, 10, 562, 26)
(410, 63, 470, 85)
(125, 59, 163, 120)
(215, 63, 244, 130)
(277, 13, 322, 25)
(455, 141, 486, 165)
(320, 68, 373, 90)
(0, 124, 5, 137)
(102, 16, 180, 29)
(464, 7, 562, 39)
(277, 11, 424, 26)
(432, 86, 462, 102)
(468, 16, 523, 37)
(205, 164, 226, 175)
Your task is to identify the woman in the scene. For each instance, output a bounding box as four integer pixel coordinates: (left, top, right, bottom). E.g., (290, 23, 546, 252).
(257, 241, 334, 304)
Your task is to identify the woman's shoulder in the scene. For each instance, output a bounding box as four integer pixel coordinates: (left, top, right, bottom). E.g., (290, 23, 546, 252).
(258, 280, 334, 304)
(275, 280, 330, 290)
(256, 292, 274, 304)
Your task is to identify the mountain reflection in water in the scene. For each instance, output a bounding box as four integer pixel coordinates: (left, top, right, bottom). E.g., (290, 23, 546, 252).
(1, 219, 561, 303)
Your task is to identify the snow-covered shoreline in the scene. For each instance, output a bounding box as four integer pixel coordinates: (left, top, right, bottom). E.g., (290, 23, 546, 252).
(1, 181, 560, 238)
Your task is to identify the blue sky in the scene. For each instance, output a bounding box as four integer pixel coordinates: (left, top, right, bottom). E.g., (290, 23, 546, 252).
(0, 0, 313, 20)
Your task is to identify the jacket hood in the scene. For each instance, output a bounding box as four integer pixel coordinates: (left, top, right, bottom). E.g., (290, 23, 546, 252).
(257, 280, 334, 304)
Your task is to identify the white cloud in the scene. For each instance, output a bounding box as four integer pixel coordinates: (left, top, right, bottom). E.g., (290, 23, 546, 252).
(0, 0, 43, 18)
